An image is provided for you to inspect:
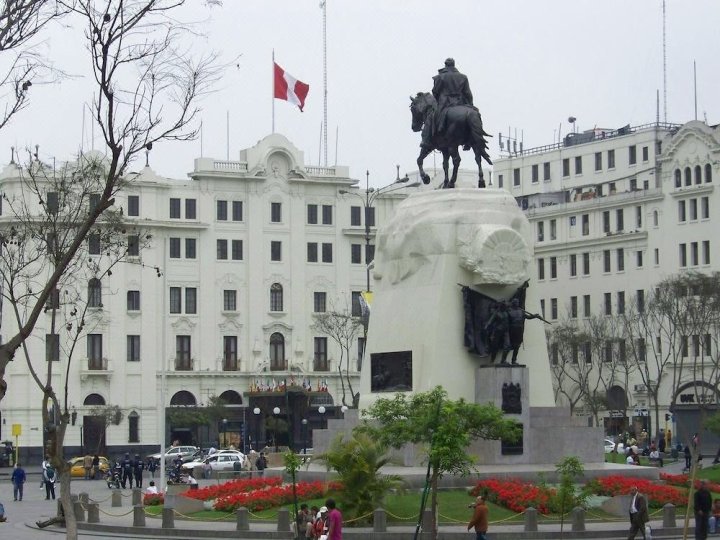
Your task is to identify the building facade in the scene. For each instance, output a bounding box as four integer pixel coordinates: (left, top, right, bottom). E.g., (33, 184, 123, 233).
(0, 133, 415, 459)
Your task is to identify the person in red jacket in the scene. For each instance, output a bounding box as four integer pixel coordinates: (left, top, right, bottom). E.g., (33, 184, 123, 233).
(467, 495, 489, 540)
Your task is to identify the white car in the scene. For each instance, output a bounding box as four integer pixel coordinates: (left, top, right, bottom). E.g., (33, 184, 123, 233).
(148, 445, 199, 465)
(604, 438, 625, 453)
(182, 452, 245, 472)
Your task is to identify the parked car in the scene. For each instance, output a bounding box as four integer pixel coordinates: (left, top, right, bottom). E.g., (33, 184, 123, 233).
(148, 445, 199, 465)
(181, 452, 245, 472)
(604, 438, 625, 454)
(67, 456, 111, 477)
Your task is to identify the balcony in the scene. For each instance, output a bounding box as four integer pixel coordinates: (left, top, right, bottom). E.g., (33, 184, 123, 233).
(175, 357, 194, 371)
(222, 356, 239, 371)
(88, 357, 108, 370)
(80, 358, 112, 381)
(270, 359, 288, 371)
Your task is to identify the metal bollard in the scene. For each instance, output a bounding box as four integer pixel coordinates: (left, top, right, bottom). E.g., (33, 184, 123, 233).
(524, 507, 538, 532)
(236, 507, 249, 531)
(373, 508, 387, 532)
(79, 492, 89, 504)
(162, 507, 175, 529)
(663, 503, 676, 528)
(571, 507, 586, 532)
(277, 507, 291, 532)
(73, 500, 85, 522)
(132, 488, 142, 506)
(111, 490, 122, 507)
(87, 503, 100, 524)
(133, 505, 146, 527)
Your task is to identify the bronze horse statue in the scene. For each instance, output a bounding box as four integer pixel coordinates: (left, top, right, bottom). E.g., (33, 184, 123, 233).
(410, 92, 492, 188)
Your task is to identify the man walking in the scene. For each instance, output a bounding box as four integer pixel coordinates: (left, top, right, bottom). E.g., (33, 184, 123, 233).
(83, 454, 93, 480)
(325, 498, 342, 540)
(11, 462, 26, 501)
(120, 453, 133, 488)
(694, 479, 712, 539)
(627, 485, 648, 539)
(132, 454, 145, 488)
(467, 495, 489, 540)
(255, 452, 267, 477)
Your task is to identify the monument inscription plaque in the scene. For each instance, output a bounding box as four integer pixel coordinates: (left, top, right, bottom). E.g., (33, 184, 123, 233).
(370, 351, 412, 392)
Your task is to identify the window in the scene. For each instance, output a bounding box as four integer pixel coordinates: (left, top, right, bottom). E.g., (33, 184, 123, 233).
(127, 290, 140, 311)
(595, 152, 602, 171)
(569, 254, 577, 277)
(531, 164, 539, 183)
(88, 193, 101, 213)
(270, 333, 285, 370)
(169, 238, 181, 258)
(537, 258, 545, 280)
(604, 293, 612, 315)
(642, 146, 649, 162)
(271, 202, 282, 223)
(617, 248, 624, 271)
(497, 174, 503, 188)
(654, 248, 659, 265)
(314, 337, 328, 371)
(562, 158, 570, 177)
(223, 336, 238, 371)
(87, 334, 103, 368)
(695, 165, 702, 185)
(702, 240, 710, 264)
(231, 240, 243, 260)
(617, 291, 625, 315)
(185, 288, 197, 314)
(127, 235, 139, 256)
(223, 290, 237, 311)
(322, 205, 333, 225)
(313, 292, 326, 313)
(702, 197, 709, 219)
(570, 296, 578, 318)
(540, 299, 545, 318)
(616, 208, 624, 231)
(583, 295, 591, 317)
(358, 337, 366, 369)
(636, 250, 643, 268)
(307, 204, 318, 224)
(46, 191, 59, 214)
(46, 333, 60, 362)
(689, 199, 698, 221)
(537, 222, 544, 242)
(270, 283, 283, 311)
(169, 198, 181, 218)
(175, 335, 192, 370)
(630, 178, 637, 191)
(170, 287, 182, 313)
(307, 243, 318, 263)
(685, 167, 692, 186)
(88, 233, 101, 255)
(321, 243, 333, 263)
(46, 288, 60, 310)
(217, 200, 228, 221)
(607, 149, 615, 168)
(366, 207, 376, 227)
(46, 232, 57, 255)
(185, 238, 196, 259)
(88, 278, 102, 308)
(628, 145, 637, 165)
(603, 341, 612, 363)
(127, 335, 140, 362)
(550, 219, 557, 240)
(581, 214, 589, 236)
(704, 334, 712, 356)
(636, 206, 642, 228)
(582, 252, 590, 275)
(690, 243, 699, 267)
(217, 239, 228, 260)
(675, 169, 682, 187)
(185, 198, 196, 219)
(602, 211, 610, 233)
(542, 162, 550, 181)
(550, 298, 558, 320)
(678, 200, 686, 222)
(366, 244, 376, 264)
(637, 290, 645, 313)
(603, 250, 611, 273)
(232, 201, 243, 221)
(351, 244, 362, 264)
(351, 291, 362, 317)
(128, 412, 139, 443)
(350, 206, 361, 226)
(271, 241, 282, 261)
(653, 210, 659, 227)
(574, 156, 582, 175)
(705, 163, 713, 183)
(550, 257, 557, 279)
(127, 195, 139, 217)
(513, 168, 520, 186)
(679, 243, 687, 267)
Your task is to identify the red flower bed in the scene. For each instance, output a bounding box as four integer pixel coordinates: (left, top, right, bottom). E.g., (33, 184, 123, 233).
(471, 478, 555, 514)
(184, 477, 282, 501)
(143, 493, 164, 506)
(659, 472, 720, 493)
(586, 476, 685, 507)
(214, 480, 328, 512)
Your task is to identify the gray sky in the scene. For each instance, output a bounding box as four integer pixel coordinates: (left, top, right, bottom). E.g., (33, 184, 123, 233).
(1, 0, 718, 188)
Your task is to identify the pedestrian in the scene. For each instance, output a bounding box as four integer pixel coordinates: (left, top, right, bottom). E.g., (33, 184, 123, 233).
(467, 495, 489, 540)
(0, 501, 5, 522)
(120, 453, 133, 488)
(203, 460, 213, 479)
(297, 503, 313, 538)
(708, 498, 720, 534)
(325, 498, 342, 540)
(694, 479, 712, 539)
(684, 444, 693, 471)
(91, 455, 100, 480)
(306, 505, 320, 538)
(665, 428, 672, 449)
(313, 506, 328, 539)
(255, 452, 267, 477)
(11, 462, 26, 501)
(43, 462, 56, 500)
(186, 470, 198, 490)
(147, 457, 157, 479)
(627, 485, 648, 539)
(133, 454, 145, 488)
(83, 453, 93, 480)
(145, 480, 159, 495)
(40, 455, 50, 489)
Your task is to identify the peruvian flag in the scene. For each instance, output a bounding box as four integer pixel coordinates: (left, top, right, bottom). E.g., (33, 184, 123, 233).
(274, 62, 309, 112)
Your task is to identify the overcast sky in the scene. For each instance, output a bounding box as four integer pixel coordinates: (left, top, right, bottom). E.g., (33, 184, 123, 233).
(1, 0, 719, 188)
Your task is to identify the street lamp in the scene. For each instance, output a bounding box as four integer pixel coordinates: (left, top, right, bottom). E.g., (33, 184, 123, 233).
(253, 407, 261, 451)
(341, 405, 348, 415)
(339, 168, 420, 293)
(272, 406, 281, 452)
(301, 418, 308, 455)
(318, 405, 326, 430)
(222, 418, 227, 448)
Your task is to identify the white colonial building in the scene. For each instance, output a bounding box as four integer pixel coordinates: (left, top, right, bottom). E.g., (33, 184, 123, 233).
(0, 133, 417, 459)
(492, 120, 720, 449)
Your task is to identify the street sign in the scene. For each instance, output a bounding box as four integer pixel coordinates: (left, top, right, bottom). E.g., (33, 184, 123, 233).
(11, 424, 21, 436)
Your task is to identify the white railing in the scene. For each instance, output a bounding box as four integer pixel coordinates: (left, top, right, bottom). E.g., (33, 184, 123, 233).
(213, 160, 249, 172)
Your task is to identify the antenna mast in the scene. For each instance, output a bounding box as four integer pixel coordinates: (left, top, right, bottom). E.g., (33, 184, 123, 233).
(320, 0, 328, 167)
(662, 0, 667, 122)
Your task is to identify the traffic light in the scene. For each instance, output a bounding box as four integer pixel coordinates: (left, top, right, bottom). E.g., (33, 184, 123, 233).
(665, 413, 670, 421)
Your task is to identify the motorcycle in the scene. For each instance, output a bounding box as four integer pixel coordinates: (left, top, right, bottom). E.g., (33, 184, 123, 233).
(105, 467, 121, 489)
(166, 467, 187, 485)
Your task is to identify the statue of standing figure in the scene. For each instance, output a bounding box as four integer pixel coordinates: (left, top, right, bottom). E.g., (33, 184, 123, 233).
(432, 58, 474, 141)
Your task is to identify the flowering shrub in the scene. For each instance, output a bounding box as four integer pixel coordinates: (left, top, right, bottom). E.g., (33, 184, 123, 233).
(585, 475, 685, 507)
(143, 493, 164, 506)
(184, 477, 282, 501)
(214, 480, 328, 512)
(659, 472, 720, 493)
(471, 478, 555, 514)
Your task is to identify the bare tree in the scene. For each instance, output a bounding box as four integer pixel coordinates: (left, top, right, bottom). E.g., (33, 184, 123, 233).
(547, 320, 586, 415)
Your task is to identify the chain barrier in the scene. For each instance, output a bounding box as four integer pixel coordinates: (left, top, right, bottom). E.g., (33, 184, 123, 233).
(343, 511, 374, 524)
(89, 494, 112, 504)
(384, 510, 417, 521)
(97, 507, 135, 517)
(487, 511, 525, 524)
(172, 508, 234, 521)
(247, 509, 278, 519)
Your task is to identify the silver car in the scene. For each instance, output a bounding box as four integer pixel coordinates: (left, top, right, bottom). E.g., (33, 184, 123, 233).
(148, 445, 199, 465)
(182, 452, 245, 472)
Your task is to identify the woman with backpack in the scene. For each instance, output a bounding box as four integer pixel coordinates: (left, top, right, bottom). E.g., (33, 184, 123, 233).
(43, 462, 56, 500)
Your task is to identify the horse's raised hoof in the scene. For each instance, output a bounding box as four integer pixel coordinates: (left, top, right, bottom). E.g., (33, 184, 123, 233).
(421, 173, 431, 185)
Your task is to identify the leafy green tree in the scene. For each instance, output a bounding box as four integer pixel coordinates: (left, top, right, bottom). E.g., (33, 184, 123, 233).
(318, 431, 403, 524)
(553, 456, 585, 534)
(360, 386, 521, 535)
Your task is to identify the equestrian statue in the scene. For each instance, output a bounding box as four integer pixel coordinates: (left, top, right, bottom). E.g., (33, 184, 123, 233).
(410, 58, 492, 189)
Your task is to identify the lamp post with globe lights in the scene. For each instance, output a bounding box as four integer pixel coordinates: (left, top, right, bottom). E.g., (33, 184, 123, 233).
(301, 418, 308, 456)
(318, 405, 327, 431)
(253, 407, 261, 450)
(272, 406, 281, 452)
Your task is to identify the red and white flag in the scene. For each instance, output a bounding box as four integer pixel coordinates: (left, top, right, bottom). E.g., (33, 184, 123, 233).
(274, 62, 309, 112)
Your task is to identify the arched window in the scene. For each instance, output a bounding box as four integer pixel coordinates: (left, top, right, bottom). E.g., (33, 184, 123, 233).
(170, 390, 197, 406)
(674, 169, 681, 188)
(83, 393, 106, 406)
(88, 278, 102, 308)
(269, 332, 285, 370)
(218, 390, 243, 405)
(694, 165, 702, 184)
(705, 163, 713, 183)
(270, 283, 283, 312)
(684, 167, 692, 186)
(653, 210, 659, 227)
(128, 411, 140, 443)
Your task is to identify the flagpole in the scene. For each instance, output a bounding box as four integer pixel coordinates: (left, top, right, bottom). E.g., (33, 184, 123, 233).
(272, 49, 275, 134)
(226, 111, 230, 160)
(320, 0, 328, 167)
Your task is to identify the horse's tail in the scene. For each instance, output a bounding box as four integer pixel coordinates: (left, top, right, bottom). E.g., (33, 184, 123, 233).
(469, 111, 493, 165)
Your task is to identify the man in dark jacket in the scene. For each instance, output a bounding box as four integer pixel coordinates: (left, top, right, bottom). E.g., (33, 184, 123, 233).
(467, 495, 489, 540)
(627, 485, 649, 539)
(132, 454, 145, 488)
(695, 480, 713, 539)
(432, 58, 474, 136)
(120, 453, 133, 489)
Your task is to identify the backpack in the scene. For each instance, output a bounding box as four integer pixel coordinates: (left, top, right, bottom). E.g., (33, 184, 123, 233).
(46, 466, 56, 480)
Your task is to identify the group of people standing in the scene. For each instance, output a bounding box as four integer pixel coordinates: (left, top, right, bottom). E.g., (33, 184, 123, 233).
(296, 499, 342, 540)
